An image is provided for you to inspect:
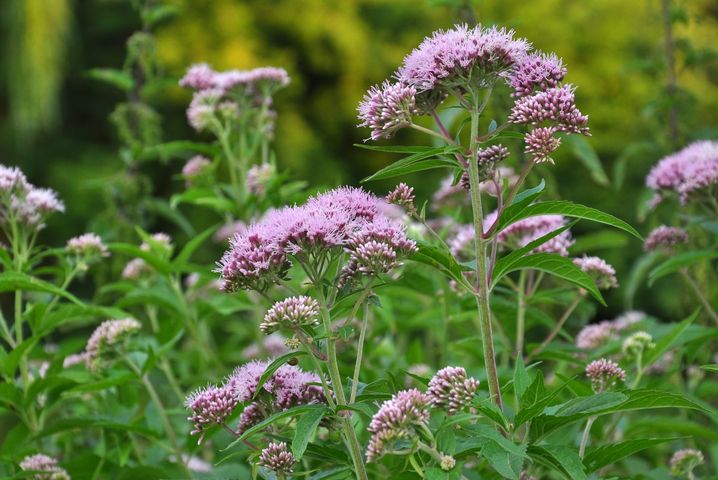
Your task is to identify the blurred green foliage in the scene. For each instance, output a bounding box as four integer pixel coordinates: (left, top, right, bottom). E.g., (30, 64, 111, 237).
(1, 0, 717, 319)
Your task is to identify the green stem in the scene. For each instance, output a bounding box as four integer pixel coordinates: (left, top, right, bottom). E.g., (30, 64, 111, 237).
(409, 453, 426, 479)
(349, 300, 370, 404)
(515, 270, 527, 357)
(632, 352, 644, 389)
(679, 268, 718, 325)
(126, 359, 192, 479)
(315, 288, 368, 480)
(467, 96, 503, 411)
(410, 123, 459, 145)
(527, 293, 582, 362)
(578, 416, 596, 458)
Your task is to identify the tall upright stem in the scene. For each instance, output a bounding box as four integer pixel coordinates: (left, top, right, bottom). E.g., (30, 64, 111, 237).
(467, 101, 503, 410)
(315, 288, 368, 480)
(515, 271, 527, 357)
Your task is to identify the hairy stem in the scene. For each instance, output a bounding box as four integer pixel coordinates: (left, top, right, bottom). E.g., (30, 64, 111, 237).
(515, 270, 527, 357)
(350, 300, 371, 404)
(467, 98, 503, 410)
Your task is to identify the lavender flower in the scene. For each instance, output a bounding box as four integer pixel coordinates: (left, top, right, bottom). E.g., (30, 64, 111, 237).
(19, 453, 70, 480)
(358, 81, 419, 140)
(84, 318, 141, 369)
(576, 321, 615, 350)
(644, 225, 689, 252)
(0, 165, 29, 194)
(185, 384, 238, 443)
(246, 163, 274, 197)
(260, 296, 320, 334)
(214, 220, 247, 243)
(241, 332, 289, 360)
(669, 448, 704, 477)
(508, 52, 566, 97)
(140, 232, 173, 253)
(646, 140, 718, 205)
(612, 311, 646, 331)
(499, 214, 574, 256)
(179, 63, 216, 90)
(460, 145, 511, 187)
(258, 441, 295, 474)
(187, 88, 222, 131)
(182, 155, 212, 187)
(366, 389, 431, 462)
(427, 366, 480, 414)
(386, 183, 416, 211)
(397, 24, 530, 91)
(66, 233, 109, 259)
(525, 127, 561, 163)
(236, 402, 265, 434)
(508, 85, 589, 135)
(573, 256, 618, 289)
(122, 258, 151, 280)
(62, 352, 88, 368)
(585, 358, 626, 392)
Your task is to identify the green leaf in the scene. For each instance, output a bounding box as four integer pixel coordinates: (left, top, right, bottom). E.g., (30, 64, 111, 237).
(514, 355, 530, 402)
(62, 371, 135, 395)
(564, 135, 609, 187)
(648, 249, 718, 285)
(506, 180, 546, 209)
(490, 222, 576, 288)
(107, 243, 171, 274)
(0, 271, 84, 306)
(583, 438, 677, 473)
(473, 397, 511, 431)
(361, 145, 462, 182)
(354, 144, 444, 154)
(643, 310, 698, 366)
(492, 253, 605, 305)
(36, 417, 160, 439)
(497, 200, 642, 240)
(253, 351, 309, 400)
(86, 68, 133, 91)
(410, 240, 472, 291)
(527, 445, 587, 480)
(224, 404, 325, 450)
(172, 225, 217, 268)
(553, 392, 628, 417)
(169, 188, 236, 212)
(623, 252, 661, 308)
(292, 405, 327, 460)
(702, 364, 718, 372)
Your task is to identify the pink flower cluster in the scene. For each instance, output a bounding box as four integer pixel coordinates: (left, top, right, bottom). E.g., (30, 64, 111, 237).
(66, 233, 109, 259)
(19, 453, 70, 480)
(180, 64, 290, 95)
(646, 140, 718, 205)
(575, 311, 645, 350)
(358, 81, 419, 140)
(0, 165, 64, 231)
(507, 52, 566, 98)
(246, 163, 274, 197)
(427, 366, 480, 414)
(182, 155, 211, 186)
(585, 358, 626, 392)
(84, 318, 141, 370)
(366, 389, 431, 462)
(217, 187, 416, 292)
(258, 441, 295, 474)
(508, 85, 589, 135)
(498, 214, 574, 256)
(185, 360, 326, 443)
(386, 183, 416, 210)
(260, 296, 320, 334)
(669, 448, 704, 476)
(643, 225, 689, 252)
(573, 255, 618, 290)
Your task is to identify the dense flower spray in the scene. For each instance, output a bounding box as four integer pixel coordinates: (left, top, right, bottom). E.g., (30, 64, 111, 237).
(366, 389, 431, 462)
(644, 225, 689, 252)
(573, 256, 618, 289)
(84, 318, 141, 370)
(585, 358, 626, 392)
(19, 453, 70, 480)
(426, 366, 480, 414)
(646, 140, 718, 205)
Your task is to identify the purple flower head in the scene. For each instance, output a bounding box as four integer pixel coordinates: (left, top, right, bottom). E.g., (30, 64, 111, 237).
(573, 256, 618, 290)
(246, 163, 274, 197)
(185, 384, 238, 443)
(508, 85, 589, 135)
(646, 140, 718, 205)
(525, 127, 561, 163)
(182, 155, 211, 187)
(427, 366, 480, 414)
(358, 81, 419, 140)
(258, 441, 295, 474)
(366, 389, 431, 462)
(499, 214, 574, 256)
(460, 144, 511, 187)
(179, 63, 216, 90)
(585, 358, 626, 392)
(266, 364, 325, 410)
(669, 448, 704, 477)
(226, 360, 268, 402)
(0, 165, 29, 194)
(122, 258, 152, 280)
(214, 220, 247, 244)
(386, 183, 415, 211)
(397, 24, 530, 92)
(644, 225, 689, 252)
(187, 88, 222, 131)
(611, 311, 646, 331)
(11, 187, 65, 227)
(241, 332, 289, 360)
(261, 296, 320, 334)
(19, 453, 70, 480)
(508, 52, 566, 97)
(84, 318, 141, 370)
(66, 233, 109, 259)
(576, 321, 615, 350)
(236, 402, 265, 434)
